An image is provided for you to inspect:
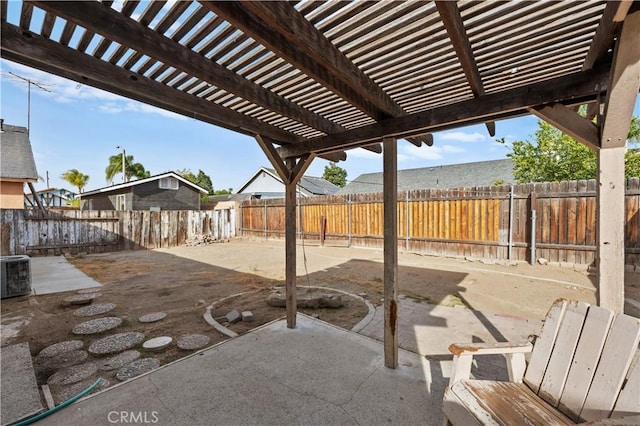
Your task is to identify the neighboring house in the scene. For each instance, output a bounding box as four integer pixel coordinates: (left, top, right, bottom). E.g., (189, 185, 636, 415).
(339, 159, 515, 194)
(0, 121, 39, 209)
(26, 187, 78, 208)
(236, 167, 339, 198)
(80, 171, 208, 211)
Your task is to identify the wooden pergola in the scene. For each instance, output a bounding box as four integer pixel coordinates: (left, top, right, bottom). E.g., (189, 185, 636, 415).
(2, 1, 638, 368)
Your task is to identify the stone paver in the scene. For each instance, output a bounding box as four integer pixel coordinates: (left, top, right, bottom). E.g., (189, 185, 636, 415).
(72, 303, 117, 317)
(51, 378, 111, 405)
(34, 350, 88, 370)
(38, 340, 84, 358)
(64, 293, 101, 305)
(47, 362, 98, 386)
(116, 358, 160, 381)
(177, 334, 211, 350)
(138, 312, 167, 323)
(143, 337, 172, 351)
(96, 350, 141, 371)
(72, 317, 122, 335)
(88, 332, 145, 355)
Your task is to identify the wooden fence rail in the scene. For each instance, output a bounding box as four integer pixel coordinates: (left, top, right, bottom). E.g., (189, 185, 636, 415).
(239, 178, 640, 267)
(0, 208, 235, 256)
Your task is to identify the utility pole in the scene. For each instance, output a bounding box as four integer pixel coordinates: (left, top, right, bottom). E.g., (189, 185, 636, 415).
(116, 146, 126, 183)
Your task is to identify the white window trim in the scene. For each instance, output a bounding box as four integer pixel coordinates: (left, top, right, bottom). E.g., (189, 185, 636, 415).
(159, 177, 179, 190)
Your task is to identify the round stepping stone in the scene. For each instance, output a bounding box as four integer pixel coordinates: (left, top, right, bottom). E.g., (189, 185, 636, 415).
(73, 303, 117, 317)
(77, 288, 102, 294)
(35, 350, 88, 369)
(39, 340, 84, 358)
(88, 332, 145, 355)
(143, 337, 172, 351)
(116, 358, 160, 381)
(51, 378, 111, 405)
(47, 362, 97, 386)
(72, 317, 122, 335)
(177, 334, 211, 351)
(96, 350, 141, 371)
(138, 312, 167, 323)
(64, 293, 101, 305)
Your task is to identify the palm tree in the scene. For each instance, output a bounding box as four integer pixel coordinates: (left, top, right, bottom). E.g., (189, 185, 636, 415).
(105, 154, 150, 184)
(61, 169, 90, 194)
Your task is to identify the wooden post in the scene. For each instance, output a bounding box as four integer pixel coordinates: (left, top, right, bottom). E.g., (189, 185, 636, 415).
(320, 215, 326, 246)
(383, 137, 398, 369)
(597, 11, 640, 312)
(285, 171, 297, 328)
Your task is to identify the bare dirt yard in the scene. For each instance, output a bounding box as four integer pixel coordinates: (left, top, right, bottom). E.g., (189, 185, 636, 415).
(2, 238, 638, 402)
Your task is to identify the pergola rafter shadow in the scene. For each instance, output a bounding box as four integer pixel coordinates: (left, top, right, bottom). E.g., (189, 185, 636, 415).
(1, 0, 638, 369)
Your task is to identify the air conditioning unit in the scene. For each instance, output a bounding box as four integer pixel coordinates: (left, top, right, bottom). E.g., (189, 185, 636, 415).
(1, 255, 32, 299)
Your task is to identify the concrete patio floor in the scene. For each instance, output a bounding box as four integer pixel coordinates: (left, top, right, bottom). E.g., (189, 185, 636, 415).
(30, 256, 101, 295)
(39, 314, 446, 426)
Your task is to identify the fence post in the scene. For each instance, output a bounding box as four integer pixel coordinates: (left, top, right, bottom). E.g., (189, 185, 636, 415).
(348, 195, 352, 248)
(405, 191, 410, 252)
(530, 192, 537, 265)
(508, 185, 514, 260)
(264, 199, 268, 240)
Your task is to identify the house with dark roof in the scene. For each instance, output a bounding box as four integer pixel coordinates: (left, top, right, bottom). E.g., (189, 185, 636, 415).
(339, 159, 515, 194)
(26, 187, 78, 208)
(236, 167, 339, 198)
(0, 122, 39, 209)
(80, 171, 208, 211)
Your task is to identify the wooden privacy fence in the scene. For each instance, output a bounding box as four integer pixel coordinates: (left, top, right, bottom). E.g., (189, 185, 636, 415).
(0, 208, 235, 256)
(239, 178, 640, 266)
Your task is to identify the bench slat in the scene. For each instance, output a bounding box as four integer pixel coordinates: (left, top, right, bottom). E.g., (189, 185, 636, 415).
(452, 380, 573, 426)
(612, 354, 640, 418)
(539, 301, 589, 407)
(580, 314, 640, 422)
(525, 299, 568, 393)
(557, 305, 614, 421)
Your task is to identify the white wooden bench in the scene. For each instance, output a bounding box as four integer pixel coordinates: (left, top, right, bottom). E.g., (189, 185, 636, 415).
(442, 299, 640, 425)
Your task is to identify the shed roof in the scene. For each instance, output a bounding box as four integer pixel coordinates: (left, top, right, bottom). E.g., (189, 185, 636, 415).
(81, 171, 208, 196)
(339, 159, 514, 194)
(0, 123, 38, 182)
(236, 167, 339, 196)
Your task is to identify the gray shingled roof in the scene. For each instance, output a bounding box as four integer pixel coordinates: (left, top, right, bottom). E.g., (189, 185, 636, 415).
(339, 159, 514, 194)
(260, 168, 339, 195)
(0, 123, 38, 181)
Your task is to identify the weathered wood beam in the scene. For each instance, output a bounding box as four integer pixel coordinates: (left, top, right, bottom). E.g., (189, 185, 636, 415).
(528, 104, 600, 151)
(285, 175, 297, 329)
(0, 21, 302, 145)
(290, 153, 314, 186)
(255, 135, 290, 183)
(203, 1, 403, 122)
(29, 1, 342, 136)
(277, 67, 610, 158)
(582, 1, 633, 70)
(435, 1, 496, 137)
(597, 10, 640, 313)
(383, 137, 398, 369)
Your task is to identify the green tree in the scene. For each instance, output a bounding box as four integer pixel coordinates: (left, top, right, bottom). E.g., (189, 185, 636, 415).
(213, 188, 233, 195)
(61, 168, 89, 194)
(323, 162, 347, 187)
(177, 169, 215, 201)
(503, 116, 640, 183)
(105, 154, 150, 184)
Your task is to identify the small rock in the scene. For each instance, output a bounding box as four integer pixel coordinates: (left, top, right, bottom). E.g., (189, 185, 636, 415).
(465, 256, 477, 262)
(241, 311, 254, 322)
(225, 310, 241, 324)
(143, 336, 172, 351)
(311, 314, 320, 319)
(195, 299, 206, 307)
(538, 258, 549, 265)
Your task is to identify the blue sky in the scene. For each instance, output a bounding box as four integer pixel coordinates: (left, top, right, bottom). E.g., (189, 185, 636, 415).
(1, 15, 639, 194)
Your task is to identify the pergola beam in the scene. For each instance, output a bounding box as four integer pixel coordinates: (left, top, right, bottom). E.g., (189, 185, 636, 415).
(528, 104, 600, 151)
(277, 66, 610, 158)
(582, 1, 633, 70)
(29, 1, 343, 137)
(0, 21, 302, 145)
(435, 1, 495, 137)
(596, 10, 640, 313)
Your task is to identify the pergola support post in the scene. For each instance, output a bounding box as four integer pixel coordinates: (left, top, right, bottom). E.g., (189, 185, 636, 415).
(596, 10, 640, 312)
(383, 137, 398, 369)
(255, 135, 315, 328)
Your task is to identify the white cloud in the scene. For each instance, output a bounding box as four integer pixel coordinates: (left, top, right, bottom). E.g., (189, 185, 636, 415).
(98, 103, 123, 114)
(347, 147, 382, 160)
(124, 102, 187, 120)
(438, 130, 486, 143)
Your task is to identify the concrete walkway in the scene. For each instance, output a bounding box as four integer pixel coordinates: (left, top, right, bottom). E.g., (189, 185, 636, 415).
(30, 256, 101, 295)
(40, 315, 445, 426)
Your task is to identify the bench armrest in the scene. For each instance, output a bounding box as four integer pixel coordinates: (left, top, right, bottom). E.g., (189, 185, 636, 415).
(448, 341, 533, 386)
